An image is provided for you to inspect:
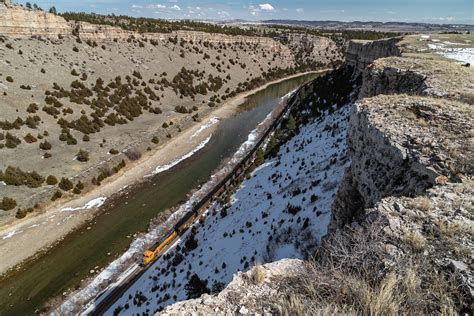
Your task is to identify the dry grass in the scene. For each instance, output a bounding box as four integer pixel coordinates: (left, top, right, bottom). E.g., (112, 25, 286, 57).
(250, 265, 266, 284)
(408, 196, 431, 211)
(401, 230, 426, 252)
(271, 219, 463, 315)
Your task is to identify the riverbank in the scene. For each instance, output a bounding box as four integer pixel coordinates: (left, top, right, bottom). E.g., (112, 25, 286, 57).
(0, 70, 329, 277)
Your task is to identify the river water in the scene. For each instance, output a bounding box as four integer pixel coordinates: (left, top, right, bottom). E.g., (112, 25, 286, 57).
(0, 72, 323, 315)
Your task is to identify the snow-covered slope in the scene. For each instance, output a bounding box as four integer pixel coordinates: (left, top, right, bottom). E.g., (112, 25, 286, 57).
(107, 104, 351, 315)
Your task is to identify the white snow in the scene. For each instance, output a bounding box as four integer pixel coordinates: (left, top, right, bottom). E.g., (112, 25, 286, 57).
(190, 117, 219, 139)
(427, 42, 474, 64)
(105, 104, 352, 315)
(0, 181, 5, 186)
(1, 230, 22, 240)
(61, 197, 107, 212)
(61, 89, 341, 315)
(282, 88, 297, 100)
(151, 135, 212, 176)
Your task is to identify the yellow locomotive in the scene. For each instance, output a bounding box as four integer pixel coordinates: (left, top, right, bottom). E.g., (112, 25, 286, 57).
(141, 210, 195, 266)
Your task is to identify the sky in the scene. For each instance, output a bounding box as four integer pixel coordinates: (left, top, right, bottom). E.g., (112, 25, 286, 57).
(14, 0, 474, 24)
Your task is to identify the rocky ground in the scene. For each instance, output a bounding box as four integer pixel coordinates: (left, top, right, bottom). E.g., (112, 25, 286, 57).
(160, 35, 473, 315)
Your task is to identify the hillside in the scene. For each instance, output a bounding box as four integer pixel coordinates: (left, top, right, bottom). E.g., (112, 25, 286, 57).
(124, 34, 473, 314)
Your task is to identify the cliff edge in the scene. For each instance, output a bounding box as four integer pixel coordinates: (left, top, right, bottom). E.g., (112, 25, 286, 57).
(161, 35, 473, 315)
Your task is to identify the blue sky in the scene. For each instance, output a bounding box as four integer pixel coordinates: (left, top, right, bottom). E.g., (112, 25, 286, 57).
(15, 0, 474, 24)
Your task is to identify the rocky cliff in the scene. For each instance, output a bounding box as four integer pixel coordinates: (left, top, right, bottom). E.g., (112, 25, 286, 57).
(0, 4, 334, 59)
(0, 4, 70, 37)
(345, 37, 402, 73)
(161, 36, 473, 315)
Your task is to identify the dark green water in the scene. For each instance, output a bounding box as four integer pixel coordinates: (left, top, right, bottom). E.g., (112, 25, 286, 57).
(0, 72, 322, 315)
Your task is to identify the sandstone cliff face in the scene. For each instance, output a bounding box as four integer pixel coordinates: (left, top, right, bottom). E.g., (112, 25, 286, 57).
(345, 37, 401, 73)
(332, 42, 473, 226)
(0, 4, 334, 60)
(0, 4, 70, 37)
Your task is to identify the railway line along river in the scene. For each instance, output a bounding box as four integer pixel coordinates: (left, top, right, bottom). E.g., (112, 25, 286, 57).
(0, 71, 324, 315)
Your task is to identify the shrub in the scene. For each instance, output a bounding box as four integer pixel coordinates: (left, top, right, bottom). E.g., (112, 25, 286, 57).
(6, 76, 13, 83)
(82, 134, 90, 142)
(109, 148, 119, 155)
(51, 190, 62, 201)
(185, 274, 209, 299)
(5, 132, 21, 148)
(151, 136, 159, 144)
(24, 133, 37, 143)
(39, 140, 52, 150)
(71, 69, 79, 76)
(72, 46, 79, 52)
(76, 181, 84, 190)
(0, 166, 44, 188)
(15, 209, 27, 219)
(124, 148, 141, 161)
(58, 177, 73, 191)
(0, 197, 17, 211)
(46, 175, 58, 185)
(76, 149, 89, 162)
(175, 105, 189, 114)
(287, 204, 301, 215)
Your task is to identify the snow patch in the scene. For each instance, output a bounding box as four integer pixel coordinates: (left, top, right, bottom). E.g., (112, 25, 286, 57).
(190, 117, 219, 139)
(1, 230, 22, 240)
(61, 197, 107, 212)
(428, 42, 474, 64)
(151, 135, 212, 176)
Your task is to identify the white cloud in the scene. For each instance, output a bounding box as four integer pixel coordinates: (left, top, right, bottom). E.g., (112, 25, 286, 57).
(170, 4, 181, 10)
(296, 8, 304, 13)
(146, 4, 166, 9)
(259, 3, 274, 11)
(248, 3, 274, 16)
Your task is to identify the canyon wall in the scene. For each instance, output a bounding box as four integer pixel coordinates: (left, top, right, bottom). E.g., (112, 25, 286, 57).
(0, 4, 333, 58)
(345, 37, 401, 73)
(0, 4, 71, 37)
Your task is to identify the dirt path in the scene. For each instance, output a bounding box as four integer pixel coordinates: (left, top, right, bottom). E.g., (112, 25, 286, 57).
(0, 70, 327, 275)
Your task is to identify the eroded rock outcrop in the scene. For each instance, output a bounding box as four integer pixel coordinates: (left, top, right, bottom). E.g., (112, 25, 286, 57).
(0, 4, 336, 61)
(0, 4, 71, 37)
(345, 37, 401, 73)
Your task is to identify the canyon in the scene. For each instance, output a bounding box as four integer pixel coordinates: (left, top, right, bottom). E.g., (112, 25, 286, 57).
(157, 35, 473, 315)
(0, 2, 340, 279)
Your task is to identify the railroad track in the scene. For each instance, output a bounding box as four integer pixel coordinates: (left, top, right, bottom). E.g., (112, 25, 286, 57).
(88, 77, 314, 315)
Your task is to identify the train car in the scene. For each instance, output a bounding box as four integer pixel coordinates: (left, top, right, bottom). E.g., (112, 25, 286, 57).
(141, 211, 197, 266)
(174, 211, 195, 235)
(141, 231, 177, 266)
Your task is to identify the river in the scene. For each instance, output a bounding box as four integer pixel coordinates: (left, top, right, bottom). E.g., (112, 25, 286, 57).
(0, 72, 323, 315)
